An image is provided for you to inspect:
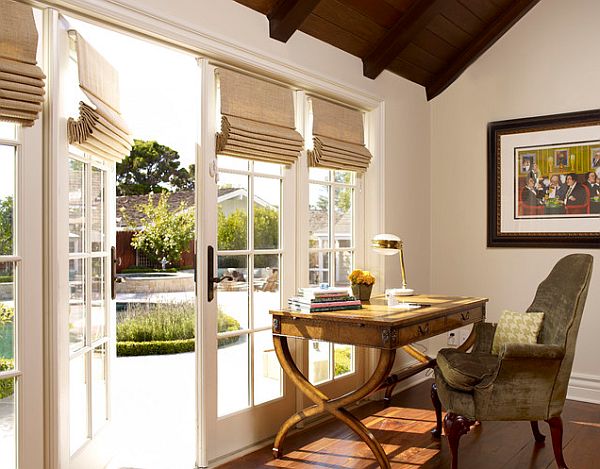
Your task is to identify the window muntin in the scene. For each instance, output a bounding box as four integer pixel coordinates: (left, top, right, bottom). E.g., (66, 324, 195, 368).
(216, 157, 284, 417)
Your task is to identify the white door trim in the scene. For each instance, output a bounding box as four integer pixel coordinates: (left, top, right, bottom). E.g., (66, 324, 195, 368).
(43, 9, 71, 469)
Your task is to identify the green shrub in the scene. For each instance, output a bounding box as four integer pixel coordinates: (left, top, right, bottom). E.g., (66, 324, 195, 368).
(0, 275, 13, 283)
(0, 358, 15, 399)
(0, 304, 14, 324)
(116, 302, 242, 355)
(334, 347, 352, 376)
(117, 302, 195, 342)
(0, 305, 14, 359)
(117, 339, 195, 356)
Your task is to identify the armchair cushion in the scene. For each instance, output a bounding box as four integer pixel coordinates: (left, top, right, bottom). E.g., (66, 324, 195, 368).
(436, 349, 498, 392)
(491, 310, 544, 355)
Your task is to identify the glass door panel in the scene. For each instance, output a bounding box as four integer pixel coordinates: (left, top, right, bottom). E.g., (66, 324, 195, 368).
(68, 155, 112, 457)
(216, 158, 285, 418)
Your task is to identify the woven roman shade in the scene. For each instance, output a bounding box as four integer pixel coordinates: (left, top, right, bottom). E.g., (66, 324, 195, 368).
(67, 31, 133, 162)
(307, 97, 372, 172)
(0, 0, 45, 127)
(216, 68, 303, 165)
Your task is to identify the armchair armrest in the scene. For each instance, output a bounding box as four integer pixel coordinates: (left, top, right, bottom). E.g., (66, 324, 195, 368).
(476, 343, 564, 390)
(500, 343, 564, 360)
(472, 322, 497, 353)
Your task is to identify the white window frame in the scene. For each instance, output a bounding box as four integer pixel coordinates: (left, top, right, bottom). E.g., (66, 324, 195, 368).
(0, 119, 44, 469)
(66, 151, 113, 454)
(214, 158, 288, 416)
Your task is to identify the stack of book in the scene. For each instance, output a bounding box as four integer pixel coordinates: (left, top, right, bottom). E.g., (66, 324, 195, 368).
(288, 287, 362, 313)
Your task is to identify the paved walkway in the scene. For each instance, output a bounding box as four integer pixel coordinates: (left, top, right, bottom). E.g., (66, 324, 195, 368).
(109, 353, 196, 469)
(0, 395, 15, 469)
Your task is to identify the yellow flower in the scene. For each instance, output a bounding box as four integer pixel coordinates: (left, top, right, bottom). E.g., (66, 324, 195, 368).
(348, 269, 375, 286)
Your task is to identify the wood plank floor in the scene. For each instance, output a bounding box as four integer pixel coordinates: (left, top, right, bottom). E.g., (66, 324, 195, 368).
(217, 379, 600, 468)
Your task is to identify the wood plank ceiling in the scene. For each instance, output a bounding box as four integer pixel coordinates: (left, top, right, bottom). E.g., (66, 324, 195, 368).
(234, 0, 541, 100)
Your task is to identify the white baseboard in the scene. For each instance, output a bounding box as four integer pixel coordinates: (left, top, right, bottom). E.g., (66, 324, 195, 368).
(567, 373, 600, 404)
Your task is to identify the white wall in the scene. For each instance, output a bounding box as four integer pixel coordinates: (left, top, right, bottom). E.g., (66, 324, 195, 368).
(105, 0, 432, 294)
(430, 0, 600, 402)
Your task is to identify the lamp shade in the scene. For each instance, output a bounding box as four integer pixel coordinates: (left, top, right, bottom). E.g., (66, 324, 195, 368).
(371, 233, 401, 255)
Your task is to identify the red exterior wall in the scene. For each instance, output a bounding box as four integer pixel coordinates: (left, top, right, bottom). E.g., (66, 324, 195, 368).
(116, 231, 194, 272)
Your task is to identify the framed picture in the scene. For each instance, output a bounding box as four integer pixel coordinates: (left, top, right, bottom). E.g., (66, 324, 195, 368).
(591, 147, 600, 168)
(554, 149, 568, 167)
(519, 153, 535, 173)
(488, 109, 600, 248)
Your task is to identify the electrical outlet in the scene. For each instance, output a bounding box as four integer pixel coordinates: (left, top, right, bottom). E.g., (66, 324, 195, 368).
(447, 331, 458, 346)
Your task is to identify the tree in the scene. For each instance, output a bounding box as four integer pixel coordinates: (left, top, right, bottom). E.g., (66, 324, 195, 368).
(312, 172, 352, 214)
(217, 207, 247, 251)
(216, 205, 279, 268)
(130, 192, 195, 265)
(0, 197, 13, 256)
(117, 139, 194, 195)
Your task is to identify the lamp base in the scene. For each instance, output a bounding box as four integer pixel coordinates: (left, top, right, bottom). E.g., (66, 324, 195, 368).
(386, 287, 415, 296)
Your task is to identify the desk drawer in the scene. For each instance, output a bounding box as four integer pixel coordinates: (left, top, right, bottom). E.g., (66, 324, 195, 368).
(398, 317, 446, 343)
(446, 307, 483, 329)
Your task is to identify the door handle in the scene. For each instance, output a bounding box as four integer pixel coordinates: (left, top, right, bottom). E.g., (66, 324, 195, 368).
(206, 246, 233, 302)
(110, 246, 123, 300)
(207, 245, 233, 302)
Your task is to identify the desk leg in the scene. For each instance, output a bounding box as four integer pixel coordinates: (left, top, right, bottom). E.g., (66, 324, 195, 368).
(383, 344, 434, 404)
(273, 335, 396, 468)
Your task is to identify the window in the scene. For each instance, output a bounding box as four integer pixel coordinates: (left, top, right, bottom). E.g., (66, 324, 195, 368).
(216, 156, 285, 416)
(0, 122, 19, 469)
(307, 168, 357, 384)
(68, 152, 110, 453)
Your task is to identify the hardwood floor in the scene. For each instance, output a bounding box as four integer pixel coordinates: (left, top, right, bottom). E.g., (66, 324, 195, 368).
(217, 379, 600, 468)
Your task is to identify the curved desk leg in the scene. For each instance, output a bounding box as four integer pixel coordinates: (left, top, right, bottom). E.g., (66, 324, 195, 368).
(333, 407, 391, 468)
(272, 335, 396, 468)
(384, 344, 434, 405)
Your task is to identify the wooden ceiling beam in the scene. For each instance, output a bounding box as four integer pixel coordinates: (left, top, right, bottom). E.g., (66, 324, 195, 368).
(362, 0, 446, 80)
(268, 0, 321, 43)
(426, 0, 542, 100)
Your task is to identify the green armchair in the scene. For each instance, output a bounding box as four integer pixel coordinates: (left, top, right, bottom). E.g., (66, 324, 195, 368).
(431, 254, 593, 469)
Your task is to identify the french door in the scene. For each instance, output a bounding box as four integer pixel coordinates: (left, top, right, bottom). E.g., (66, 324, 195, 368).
(0, 121, 44, 469)
(198, 62, 296, 463)
(67, 152, 115, 468)
(46, 14, 117, 467)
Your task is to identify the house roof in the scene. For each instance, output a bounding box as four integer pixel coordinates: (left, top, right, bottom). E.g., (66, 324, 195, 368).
(116, 188, 274, 229)
(116, 190, 196, 229)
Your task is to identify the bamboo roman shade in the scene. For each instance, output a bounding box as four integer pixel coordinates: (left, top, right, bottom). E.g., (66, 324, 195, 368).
(308, 97, 372, 172)
(67, 31, 133, 162)
(0, 0, 45, 127)
(216, 68, 303, 165)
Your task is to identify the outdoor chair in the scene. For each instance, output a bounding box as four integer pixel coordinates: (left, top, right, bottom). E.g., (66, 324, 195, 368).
(431, 253, 593, 469)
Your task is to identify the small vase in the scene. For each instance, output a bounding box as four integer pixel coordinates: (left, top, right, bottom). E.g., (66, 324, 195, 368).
(352, 284, 373, 301)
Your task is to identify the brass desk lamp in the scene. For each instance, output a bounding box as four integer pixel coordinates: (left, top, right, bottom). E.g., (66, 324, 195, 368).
(371, 233, 414, 296)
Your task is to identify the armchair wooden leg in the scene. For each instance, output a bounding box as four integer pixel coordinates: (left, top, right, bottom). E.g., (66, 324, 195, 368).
(443, 413, 474, 469)
(546, 416, 568, 469)
(530, 421, 546, 443)
(431, 383, 442, 438)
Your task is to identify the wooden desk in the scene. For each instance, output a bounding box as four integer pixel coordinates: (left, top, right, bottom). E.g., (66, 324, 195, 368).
(270, 294, 488, 468)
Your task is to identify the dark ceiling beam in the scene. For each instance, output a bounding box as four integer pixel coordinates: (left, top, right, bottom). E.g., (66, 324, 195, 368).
(268, 0, 321, 43)
(426, 0, 542, 100)
(362, 0, 446, 80)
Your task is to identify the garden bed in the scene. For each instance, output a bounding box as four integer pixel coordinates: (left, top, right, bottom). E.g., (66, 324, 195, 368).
(117, 302, 241, 356)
